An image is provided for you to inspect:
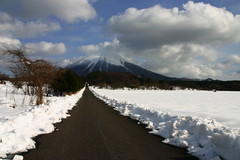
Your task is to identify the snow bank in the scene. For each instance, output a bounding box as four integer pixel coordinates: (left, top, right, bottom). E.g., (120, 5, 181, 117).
(0, 83, 84, 159)
(91, 88, 240, 129)
(0, 83, 33, 118)
(91, 88, 240, 160)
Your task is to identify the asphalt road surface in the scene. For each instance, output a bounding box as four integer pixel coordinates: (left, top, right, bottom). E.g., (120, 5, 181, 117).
(22, 87, 198, 160)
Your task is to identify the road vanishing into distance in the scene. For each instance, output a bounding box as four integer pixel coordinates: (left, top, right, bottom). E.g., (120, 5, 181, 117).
(22, 87, 198, 160)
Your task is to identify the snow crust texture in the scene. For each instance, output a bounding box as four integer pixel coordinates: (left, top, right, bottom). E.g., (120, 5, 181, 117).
(91, 87, 240, 160)
(0, 83, 84, 159)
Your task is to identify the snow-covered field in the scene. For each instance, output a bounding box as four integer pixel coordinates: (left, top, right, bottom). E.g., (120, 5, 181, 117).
(91, 87, 240, 160)
(0, 82, 84, 160)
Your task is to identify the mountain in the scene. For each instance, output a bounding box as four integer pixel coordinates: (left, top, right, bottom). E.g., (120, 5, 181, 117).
(67, 55, 174, 81)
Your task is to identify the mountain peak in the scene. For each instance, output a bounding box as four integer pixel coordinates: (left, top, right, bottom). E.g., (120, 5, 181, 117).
(98, 54, 125, 66)
(72, 54, 125, 67)
(67, 54, 174, 81)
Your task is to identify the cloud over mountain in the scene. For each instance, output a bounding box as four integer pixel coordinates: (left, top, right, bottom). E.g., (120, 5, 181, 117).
(78, 39, 130, 57)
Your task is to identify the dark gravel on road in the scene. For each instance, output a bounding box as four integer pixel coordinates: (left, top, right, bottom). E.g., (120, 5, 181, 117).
(22, 87, 199, 160)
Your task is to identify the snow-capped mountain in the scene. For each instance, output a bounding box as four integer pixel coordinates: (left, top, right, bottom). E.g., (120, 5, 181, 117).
(67, 55, 174, 80)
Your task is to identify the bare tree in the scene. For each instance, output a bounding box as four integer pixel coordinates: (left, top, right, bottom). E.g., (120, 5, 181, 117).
(0, 72, 8, 84)
(2, 45, 58, 105)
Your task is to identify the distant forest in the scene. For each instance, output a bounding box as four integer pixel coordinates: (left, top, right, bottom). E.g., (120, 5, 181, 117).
(87, 71, 240, 91)
(2, 70, 240, 91)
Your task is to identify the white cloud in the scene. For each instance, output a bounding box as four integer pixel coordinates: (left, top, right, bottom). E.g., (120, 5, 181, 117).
(106, 1, 240, 50)
(0, 12, 61, 39)
(98, 1, 240, 80)
(1, 0, 97, 23)
(215, 54, 240, 79)
(225, 55, 240, 64)
(15, 20, 61, 38)
(79, 44, 100, 55)
(215, 54, 240, 71)
(78, 39, 132, 57)
(26, 42, 66, 55)
(52, 56, 85, 68)
(136, 44, 221, 79)
(0, 38, 66, 56)
(0, 37, 21, 47)
(143, 58, 223, 79)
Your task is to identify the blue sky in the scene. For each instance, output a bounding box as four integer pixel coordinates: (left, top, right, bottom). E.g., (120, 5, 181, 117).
(1, 0, 240, 80)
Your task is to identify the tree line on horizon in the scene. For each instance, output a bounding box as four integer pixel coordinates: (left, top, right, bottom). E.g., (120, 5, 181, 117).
(86, 71, 240, 91)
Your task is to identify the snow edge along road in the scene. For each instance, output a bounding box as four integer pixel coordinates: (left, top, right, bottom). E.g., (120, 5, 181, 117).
(0, 87, 85, 159)
(90, 87, 240, 160)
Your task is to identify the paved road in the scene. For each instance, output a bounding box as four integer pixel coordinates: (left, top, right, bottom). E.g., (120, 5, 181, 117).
(22, 87, 198, 160)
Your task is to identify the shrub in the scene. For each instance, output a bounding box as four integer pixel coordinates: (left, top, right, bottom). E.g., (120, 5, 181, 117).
(51, 69, 85, 96)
